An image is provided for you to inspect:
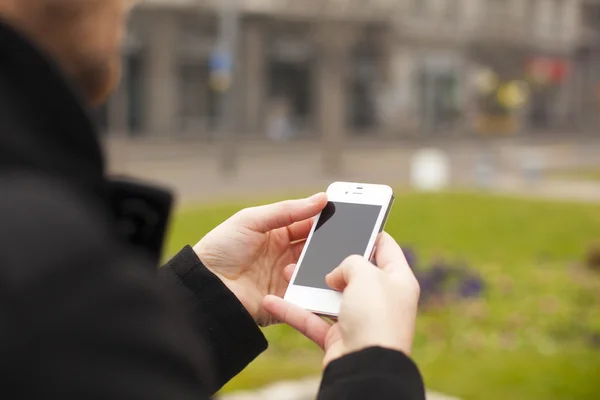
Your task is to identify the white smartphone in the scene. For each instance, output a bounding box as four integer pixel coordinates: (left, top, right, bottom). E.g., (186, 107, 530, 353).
(284, 182, 395, 317)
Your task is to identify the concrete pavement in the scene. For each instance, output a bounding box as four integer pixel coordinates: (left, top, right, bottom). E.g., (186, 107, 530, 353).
(105, 137, 600, 204)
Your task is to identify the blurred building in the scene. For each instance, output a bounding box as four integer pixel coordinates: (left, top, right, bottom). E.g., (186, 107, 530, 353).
(577, 0, 600, 131)
(100, 0, 592, 139)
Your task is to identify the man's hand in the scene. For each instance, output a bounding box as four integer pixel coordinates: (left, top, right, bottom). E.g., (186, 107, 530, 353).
(193, 193, 327, 326)
(263, 233, 420, 367)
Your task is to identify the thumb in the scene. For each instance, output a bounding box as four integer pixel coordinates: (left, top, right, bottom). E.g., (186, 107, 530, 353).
(374, 232, 409, 275)
(238, 193, 327, 233)
(326, 255, 371, 292)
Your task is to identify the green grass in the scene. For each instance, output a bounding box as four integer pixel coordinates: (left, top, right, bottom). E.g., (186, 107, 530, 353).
(165, 192, 600, 400)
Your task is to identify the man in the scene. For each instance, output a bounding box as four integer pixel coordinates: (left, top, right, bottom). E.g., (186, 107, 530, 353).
(0, 1, 425, 399)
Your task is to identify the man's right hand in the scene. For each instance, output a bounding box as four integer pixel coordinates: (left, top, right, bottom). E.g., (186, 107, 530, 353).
(263, 232, 420, 367)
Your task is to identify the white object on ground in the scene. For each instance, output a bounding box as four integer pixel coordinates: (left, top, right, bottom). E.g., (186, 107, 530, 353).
(520, 149, 544, 184)
(410, 148, 450, 191)
(474, 152, 495, 188)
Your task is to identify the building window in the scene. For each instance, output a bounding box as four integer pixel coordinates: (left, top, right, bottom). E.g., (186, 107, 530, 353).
(415, 56, 463, 133)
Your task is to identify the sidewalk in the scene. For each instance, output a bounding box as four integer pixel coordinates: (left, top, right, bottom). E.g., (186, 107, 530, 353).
(106, 138, 600, 204)
(104, 135, 600, 164)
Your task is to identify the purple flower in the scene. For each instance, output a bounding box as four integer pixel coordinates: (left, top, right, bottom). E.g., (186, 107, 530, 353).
(429, 263, 452, 283)
(403, 248, 487, 307)
(402, 247, 417, 270)
(417, 275, 437, 298)
(459, 276, 485, 298)
(589, 333, 600, 349)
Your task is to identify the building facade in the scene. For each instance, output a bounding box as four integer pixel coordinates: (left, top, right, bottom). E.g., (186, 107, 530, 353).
(100, 0, 590, 138)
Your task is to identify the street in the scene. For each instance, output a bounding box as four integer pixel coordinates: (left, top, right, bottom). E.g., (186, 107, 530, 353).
(104, 136, 600, 205)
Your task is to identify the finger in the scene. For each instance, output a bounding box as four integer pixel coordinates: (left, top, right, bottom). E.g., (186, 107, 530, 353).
(374, 232, 409, 274)
(283, 263, 296, 283)
(262, 295, 331, 349)
(287, 216, 316, 242)
(240, 193, 327, 233)
(325, 255, 372, 292)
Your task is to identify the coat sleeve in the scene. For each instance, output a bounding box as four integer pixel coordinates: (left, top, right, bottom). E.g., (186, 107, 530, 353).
(0, 177, 221, 399)
(159, 246, 268, 390)
(317, 347, 426, 400)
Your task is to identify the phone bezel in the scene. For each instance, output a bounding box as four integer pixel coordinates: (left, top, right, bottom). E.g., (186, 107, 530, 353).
(283, 182, 394, 317)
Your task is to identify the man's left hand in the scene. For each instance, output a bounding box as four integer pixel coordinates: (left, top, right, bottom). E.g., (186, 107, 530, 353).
(193, 193, 327, 326)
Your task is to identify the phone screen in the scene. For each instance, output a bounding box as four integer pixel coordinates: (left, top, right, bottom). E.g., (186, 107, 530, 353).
(294, 201, 382, 290)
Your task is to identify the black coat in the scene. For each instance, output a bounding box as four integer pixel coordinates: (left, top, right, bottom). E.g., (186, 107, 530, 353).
(0, 20, 425, 399)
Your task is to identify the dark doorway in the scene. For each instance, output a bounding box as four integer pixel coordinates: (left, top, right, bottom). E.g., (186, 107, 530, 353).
(417, 69, 461, 133)
(268, 60, 313, 130)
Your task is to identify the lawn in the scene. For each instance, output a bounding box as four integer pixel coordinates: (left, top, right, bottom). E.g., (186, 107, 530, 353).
(165, 192, 600, 400)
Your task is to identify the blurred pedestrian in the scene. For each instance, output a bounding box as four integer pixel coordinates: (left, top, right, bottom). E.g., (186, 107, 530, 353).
(267, 97, 293, 141)
(0, 1, 424, 399)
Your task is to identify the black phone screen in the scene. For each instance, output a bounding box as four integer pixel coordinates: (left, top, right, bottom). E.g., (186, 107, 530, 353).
(294, 201, 382, 290)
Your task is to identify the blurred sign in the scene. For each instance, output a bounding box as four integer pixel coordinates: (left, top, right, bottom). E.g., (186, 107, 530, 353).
(209, 49, 233, 92)
(410, 149, 450, 191)
(525, 57, 571, 85)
